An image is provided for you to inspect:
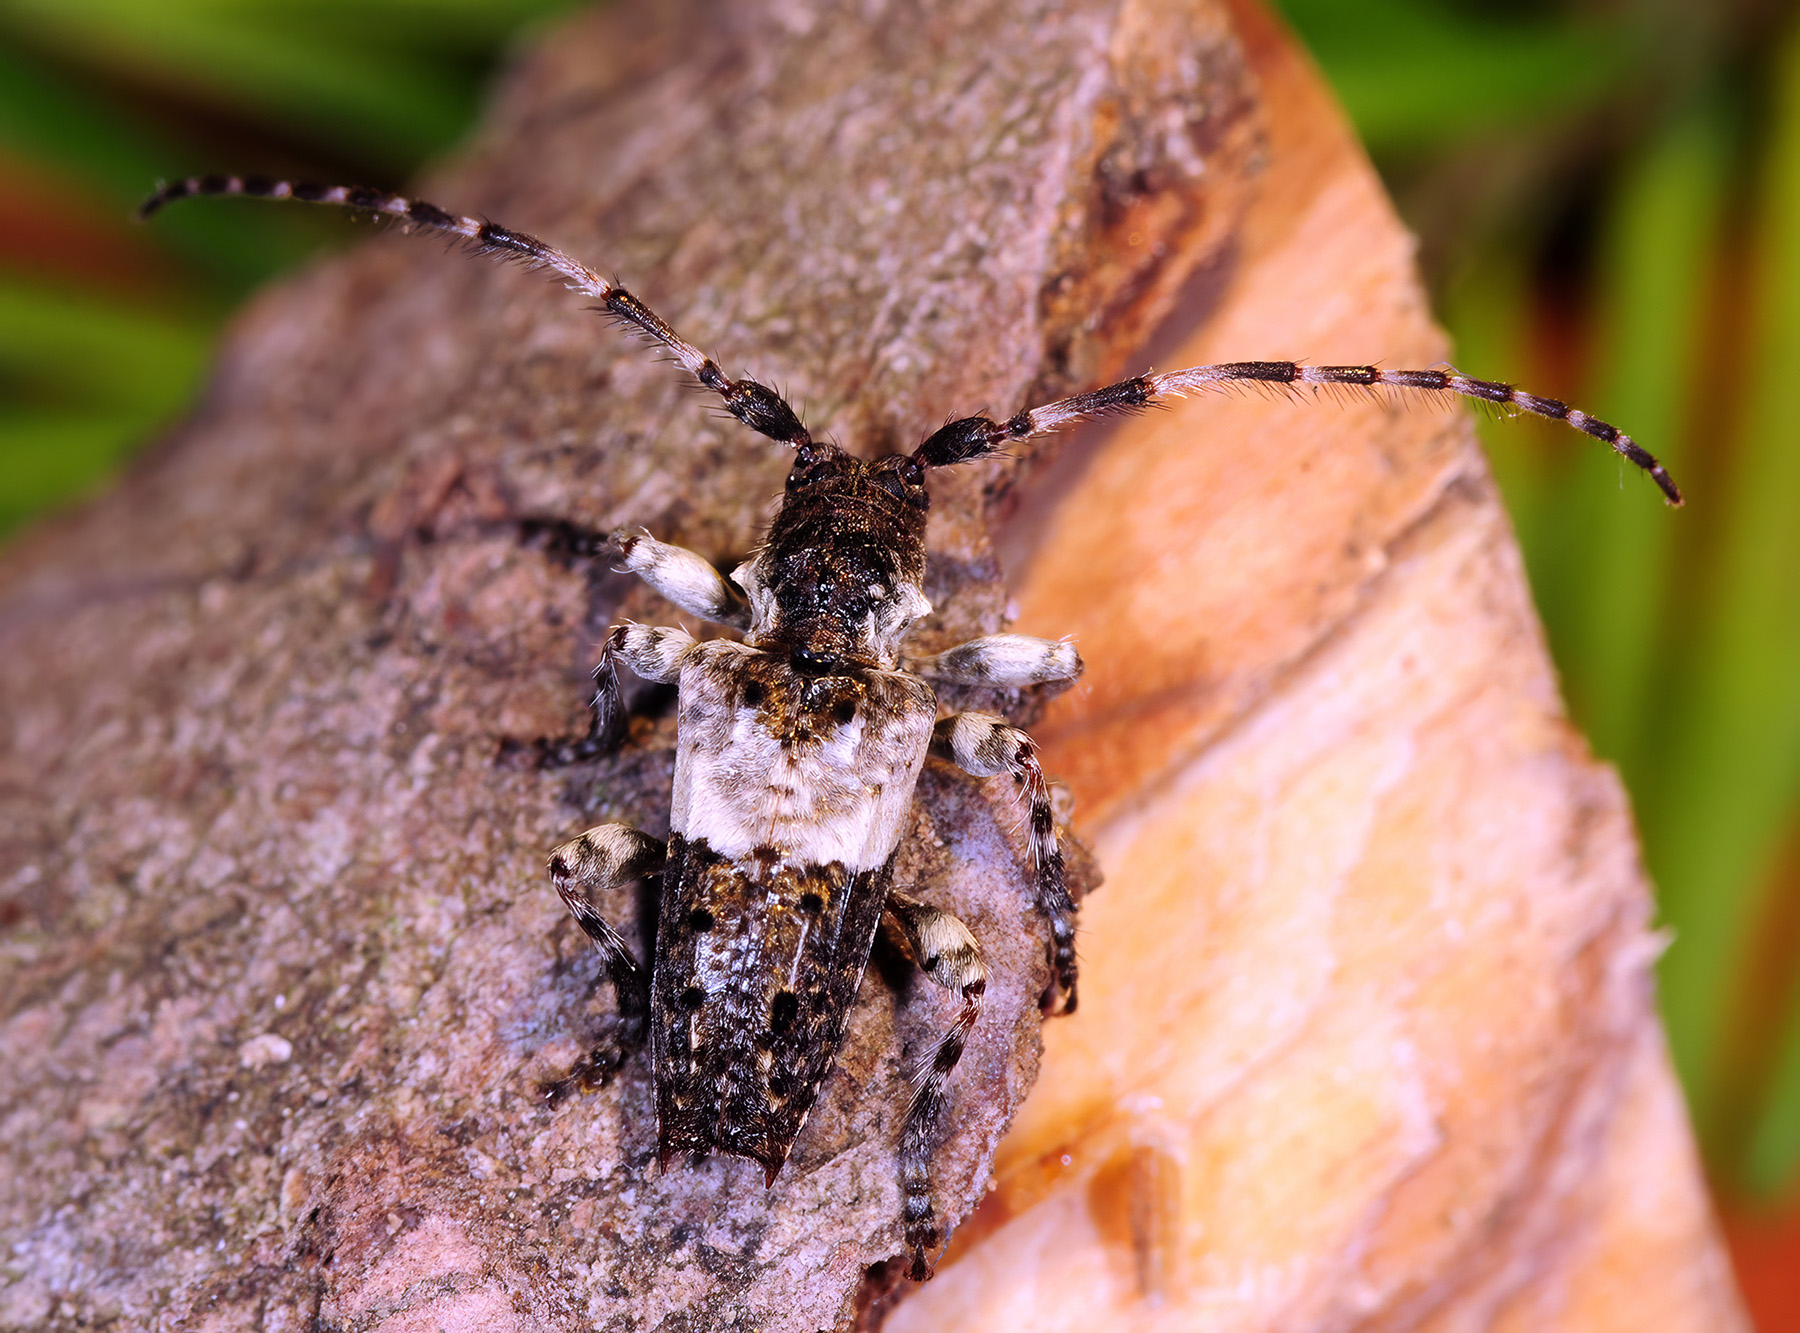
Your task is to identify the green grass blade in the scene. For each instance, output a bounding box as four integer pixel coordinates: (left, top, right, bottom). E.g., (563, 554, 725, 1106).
(0, 409, 183, 536)
(1273, 0, 1627, 152)
(1554, 98, 1729, 783)
(1748, 968, 1800, 1193)
(1653, 23, 1800, 1154)
(0, 280, 210, 536)
(0, 281, 210, 408)
(2, 2, 474, 169)
(0, 45, 338, 292)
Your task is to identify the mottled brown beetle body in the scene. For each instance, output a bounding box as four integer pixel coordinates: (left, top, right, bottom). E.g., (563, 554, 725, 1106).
(138, 171, 1681, 1280)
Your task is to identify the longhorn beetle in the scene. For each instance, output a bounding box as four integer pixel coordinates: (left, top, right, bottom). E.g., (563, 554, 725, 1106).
(138, 174, 1682, 1280)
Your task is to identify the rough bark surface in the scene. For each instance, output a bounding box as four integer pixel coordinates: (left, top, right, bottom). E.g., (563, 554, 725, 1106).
(0, 2, 1257, 1331)
(892, 3, 1750, 1330)
(0, 1, 1748, 1331)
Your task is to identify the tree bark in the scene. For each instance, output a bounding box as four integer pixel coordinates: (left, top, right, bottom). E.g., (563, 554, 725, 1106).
(0, 1, 1744, 1331)
(893, 4, 1749, 1329)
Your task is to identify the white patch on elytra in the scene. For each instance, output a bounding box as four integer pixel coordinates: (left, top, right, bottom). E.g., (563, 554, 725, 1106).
(670, 640, 935, 871)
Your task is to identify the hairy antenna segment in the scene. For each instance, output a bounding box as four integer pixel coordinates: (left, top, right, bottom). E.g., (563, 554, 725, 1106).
(1147, 362, 1682, 506)
(136, 176, 814, 449)
(914, 360, 1681, 506)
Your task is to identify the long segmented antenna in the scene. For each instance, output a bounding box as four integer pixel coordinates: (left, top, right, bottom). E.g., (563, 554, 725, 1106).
(137, 175, 814, 450)
(915, 360, 1683, 506)
(140, 177, 1680, 506)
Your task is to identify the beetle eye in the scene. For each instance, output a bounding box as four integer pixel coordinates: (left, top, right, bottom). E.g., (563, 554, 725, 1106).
(872, 470, 911, 499)
(870, 456, 928, 506)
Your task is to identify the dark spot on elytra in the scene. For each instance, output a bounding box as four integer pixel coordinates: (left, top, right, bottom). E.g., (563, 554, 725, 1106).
(688, 907, 715, 932)
(743, 681, 765, 707)
(770, 990, 800, 1034)
(799, 891, 824, 915)
(679, 985, 705, 1010)
(832, 698, 857, 726)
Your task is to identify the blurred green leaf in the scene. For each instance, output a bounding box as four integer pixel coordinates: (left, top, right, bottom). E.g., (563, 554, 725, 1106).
(1552, 98, 1727, 781)
(0, 43, 174, 199)
(0, 280, 211, 408)
(1274, 0, 1628, 152)
(1653, 23, 1800, 1169)
(1750, 977, 1800, 1193)
(0, 408, 180, 534)
(1, 0, 579, 171)
(0, 45, 344, 292)
(0, 281, 210, 527)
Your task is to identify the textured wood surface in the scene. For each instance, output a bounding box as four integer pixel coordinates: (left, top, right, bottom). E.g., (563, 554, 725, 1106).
(0, 1, 1746, 1330)
(895, 3, 1749, 1329)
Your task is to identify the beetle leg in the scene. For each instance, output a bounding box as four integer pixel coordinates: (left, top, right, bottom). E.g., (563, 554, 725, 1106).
(516, 515, 615, 562)
(523, 623, 699, 767)
(547, 824, 666, 1082)
(612, 529, 751, 629)
(931, 711, 1077, 1013)
(905, 634, 1081, 687)
(521, 524, 749, 628)
(884, 890, 987, 1280)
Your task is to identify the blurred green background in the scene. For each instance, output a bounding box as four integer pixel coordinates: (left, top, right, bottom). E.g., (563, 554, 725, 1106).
(1, 0, 1796, 1298)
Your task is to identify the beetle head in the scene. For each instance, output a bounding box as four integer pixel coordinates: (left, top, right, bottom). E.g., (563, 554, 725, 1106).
(736, 445, 933, 667)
